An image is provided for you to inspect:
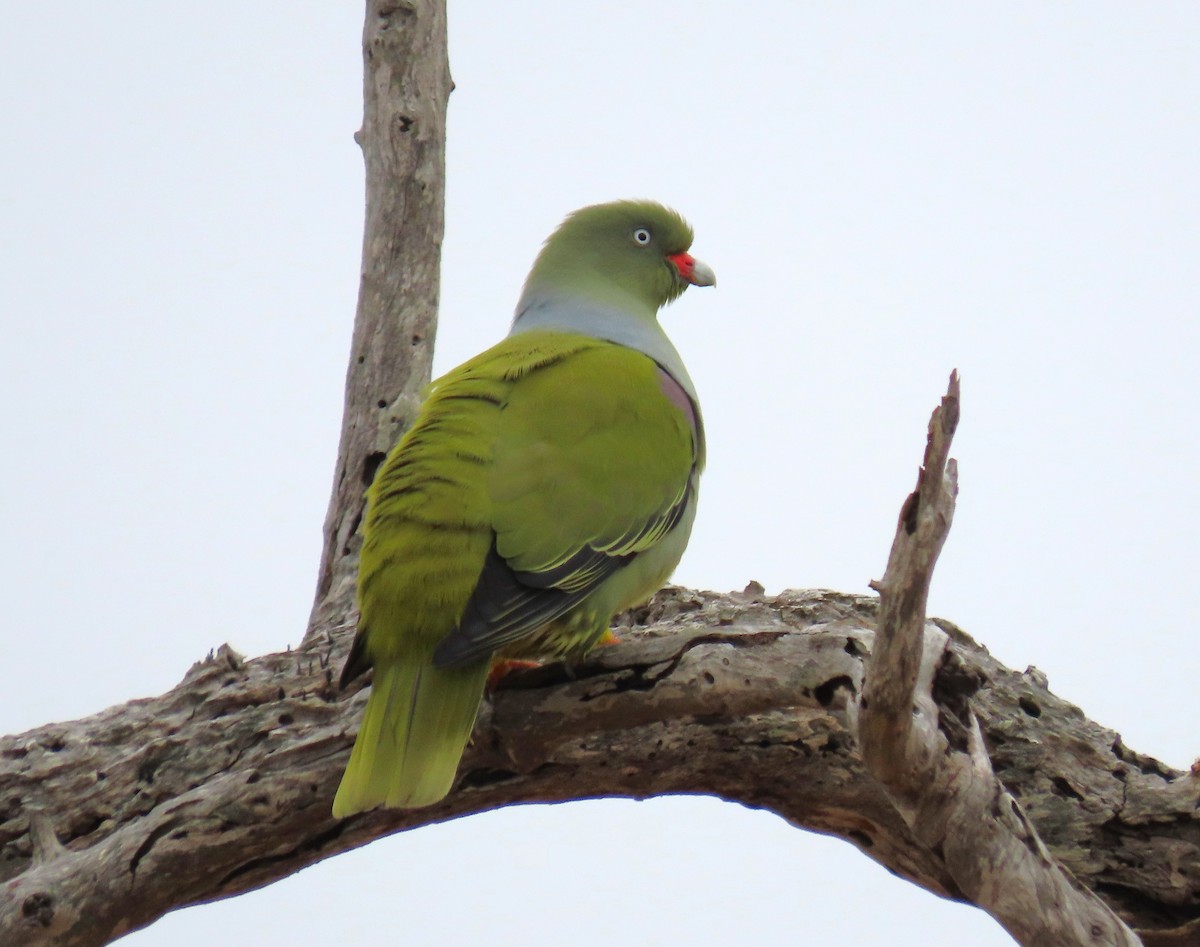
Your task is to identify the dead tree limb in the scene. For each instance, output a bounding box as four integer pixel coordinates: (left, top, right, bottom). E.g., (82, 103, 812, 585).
(2, 587, 1197, 945)
(859, 375, 1147, 946)
(309, 0, 451, 636)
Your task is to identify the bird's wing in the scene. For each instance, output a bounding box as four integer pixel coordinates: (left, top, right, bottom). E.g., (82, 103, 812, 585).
(432, 334, 698, 667)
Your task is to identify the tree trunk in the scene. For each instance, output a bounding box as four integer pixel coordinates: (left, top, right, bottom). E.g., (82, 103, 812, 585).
(309, 0, 451, 641)
(1, 1, 1197, 945)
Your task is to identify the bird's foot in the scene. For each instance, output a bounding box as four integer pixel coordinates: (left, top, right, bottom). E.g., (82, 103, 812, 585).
(486, 658, 542, 693)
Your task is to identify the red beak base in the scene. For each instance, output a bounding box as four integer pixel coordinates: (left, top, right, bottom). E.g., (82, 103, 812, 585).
(667, 251, 717, 287)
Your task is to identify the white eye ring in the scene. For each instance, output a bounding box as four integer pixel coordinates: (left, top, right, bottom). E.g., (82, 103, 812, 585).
(632, 227, 652, 246)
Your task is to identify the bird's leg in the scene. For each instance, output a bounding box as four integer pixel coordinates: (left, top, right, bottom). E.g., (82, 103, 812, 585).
(594, 628, 621, 647)
(485, 658, 542, 693)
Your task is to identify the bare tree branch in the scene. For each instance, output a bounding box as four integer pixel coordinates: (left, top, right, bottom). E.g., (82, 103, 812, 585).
(2, 588, 1197, 945)
(860, 375, 1145, 946)
(2, 1, 1198, 945)
(309, 0, 451, 636)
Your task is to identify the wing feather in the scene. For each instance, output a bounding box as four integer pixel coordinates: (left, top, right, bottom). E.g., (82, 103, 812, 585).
(433, 340, 698, 667)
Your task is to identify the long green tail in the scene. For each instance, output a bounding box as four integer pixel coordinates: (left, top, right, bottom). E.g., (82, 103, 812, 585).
(332, 656, 490, 816)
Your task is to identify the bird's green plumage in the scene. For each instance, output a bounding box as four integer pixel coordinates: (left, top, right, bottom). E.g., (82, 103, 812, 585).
(333, 201, 711, 816)
(519, 200, 696, 315)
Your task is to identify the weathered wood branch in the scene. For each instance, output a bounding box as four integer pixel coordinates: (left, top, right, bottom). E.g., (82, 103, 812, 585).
(2, 589, 1198, 944)
(309, 0, 450, 633)
(860, 376, 1148, 946)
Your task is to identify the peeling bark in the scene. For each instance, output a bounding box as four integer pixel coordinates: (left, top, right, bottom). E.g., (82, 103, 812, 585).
(2, 0, 1199, 945)
(860, 376, 1145, 946)
(310, 0, 451, 630)
(1, 590, 1198, 945)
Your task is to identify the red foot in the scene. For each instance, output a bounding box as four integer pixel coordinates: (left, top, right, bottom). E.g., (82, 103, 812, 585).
(595, 629, 621, 647)
(486, 658, 542, 692)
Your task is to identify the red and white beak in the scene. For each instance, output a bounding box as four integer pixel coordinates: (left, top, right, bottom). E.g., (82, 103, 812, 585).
(667, 251, 717, 287)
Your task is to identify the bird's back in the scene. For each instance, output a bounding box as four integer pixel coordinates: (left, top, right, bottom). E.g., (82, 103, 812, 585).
(335, 327, 700, 814)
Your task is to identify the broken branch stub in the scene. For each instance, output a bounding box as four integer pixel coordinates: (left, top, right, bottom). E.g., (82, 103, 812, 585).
(859, 372, 1141, 946)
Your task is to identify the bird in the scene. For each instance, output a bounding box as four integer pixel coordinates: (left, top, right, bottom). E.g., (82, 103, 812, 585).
(332, 200, 714, 816)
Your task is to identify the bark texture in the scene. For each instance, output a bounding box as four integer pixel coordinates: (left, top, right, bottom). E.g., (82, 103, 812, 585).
(860, 375, 1145, 946)
(1, 589, 1198, 945)
(3, 0, 1199, 945)
(310, 0, 451, 631)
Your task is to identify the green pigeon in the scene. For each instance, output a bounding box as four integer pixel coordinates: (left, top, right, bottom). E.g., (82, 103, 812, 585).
(333, 200, 714, 816)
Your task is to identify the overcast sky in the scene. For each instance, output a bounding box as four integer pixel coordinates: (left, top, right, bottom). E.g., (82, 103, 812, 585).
(4, 3, 1198, 945)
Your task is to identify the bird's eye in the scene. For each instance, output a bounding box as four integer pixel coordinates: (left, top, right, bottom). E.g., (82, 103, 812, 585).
(632, 227, 652, 246)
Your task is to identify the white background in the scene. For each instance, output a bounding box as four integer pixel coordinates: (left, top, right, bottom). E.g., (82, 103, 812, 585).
(4, 4, 1197, 945)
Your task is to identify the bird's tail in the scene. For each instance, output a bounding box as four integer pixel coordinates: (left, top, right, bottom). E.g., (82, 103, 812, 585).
(332, 656, 490, 817)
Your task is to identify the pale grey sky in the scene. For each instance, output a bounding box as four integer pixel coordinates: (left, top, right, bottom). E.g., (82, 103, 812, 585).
(3, 3, 1197, 945)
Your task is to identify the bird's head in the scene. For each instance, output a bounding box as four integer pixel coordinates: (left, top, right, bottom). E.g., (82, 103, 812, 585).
(522, 200, 716, 317)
